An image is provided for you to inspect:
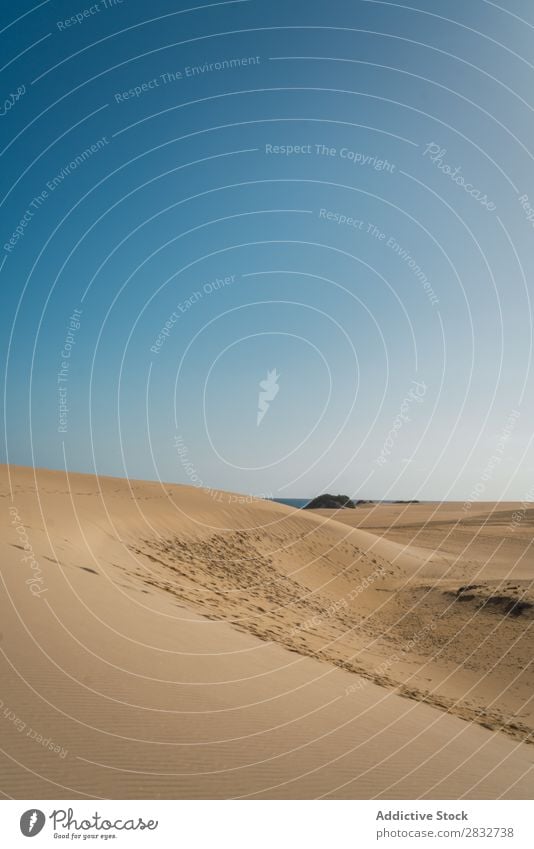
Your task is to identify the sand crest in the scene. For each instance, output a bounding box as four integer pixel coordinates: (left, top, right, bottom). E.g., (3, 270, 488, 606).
(1, 465, 532, 798)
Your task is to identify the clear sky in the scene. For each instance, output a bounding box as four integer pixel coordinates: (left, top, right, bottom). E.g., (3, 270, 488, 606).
(2, 0, 534, 501)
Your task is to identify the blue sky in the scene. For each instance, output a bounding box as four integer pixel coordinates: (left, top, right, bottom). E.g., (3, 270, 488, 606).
(2, 0, 534, 500)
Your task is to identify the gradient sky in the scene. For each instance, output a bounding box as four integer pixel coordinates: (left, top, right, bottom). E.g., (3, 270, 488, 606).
(2, 0, 534, 500)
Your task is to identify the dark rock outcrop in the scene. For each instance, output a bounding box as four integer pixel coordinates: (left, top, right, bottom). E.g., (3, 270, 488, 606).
(304, 494, 356, 509)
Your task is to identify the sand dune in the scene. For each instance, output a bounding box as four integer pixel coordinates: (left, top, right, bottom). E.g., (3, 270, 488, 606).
(1, 465, 533, 798)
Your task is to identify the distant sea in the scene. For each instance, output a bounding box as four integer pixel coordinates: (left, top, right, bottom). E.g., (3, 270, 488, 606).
(269, 498, 421, 509)
(270, 498, 310, 509)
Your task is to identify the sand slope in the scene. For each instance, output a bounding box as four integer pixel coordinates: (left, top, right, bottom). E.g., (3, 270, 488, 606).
(1, 466, 533, 798)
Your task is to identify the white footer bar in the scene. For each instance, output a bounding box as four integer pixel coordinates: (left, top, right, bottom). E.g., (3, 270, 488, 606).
(1, 799, 531, 848)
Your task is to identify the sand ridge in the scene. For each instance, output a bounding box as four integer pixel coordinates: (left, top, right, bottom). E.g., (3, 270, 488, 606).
(1, 465, 533, 799)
